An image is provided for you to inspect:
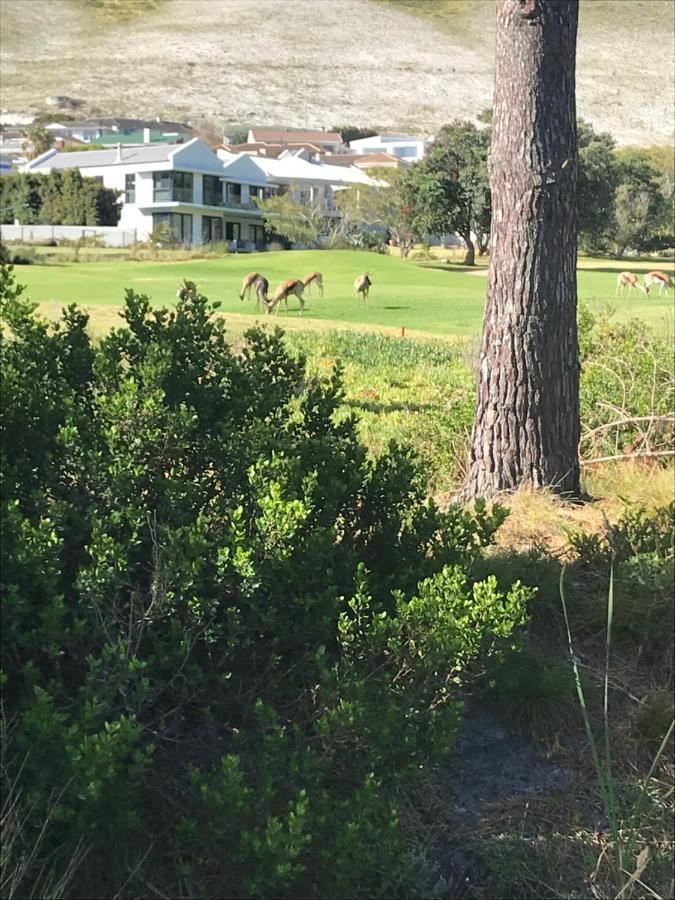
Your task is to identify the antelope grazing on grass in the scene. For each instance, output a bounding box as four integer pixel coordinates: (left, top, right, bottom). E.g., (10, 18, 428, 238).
(615, 271, 649, 297)
(302, 271, 324, 297)
(644, 271, 673, 296)
(253, 275, 270, 312)
(269, 278, 306, 316)
(354, 273, 372, 304)
(239, 271, 262, 301)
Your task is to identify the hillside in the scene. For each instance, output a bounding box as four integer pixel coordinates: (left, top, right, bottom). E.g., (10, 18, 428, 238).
(0, 0, 673, 146)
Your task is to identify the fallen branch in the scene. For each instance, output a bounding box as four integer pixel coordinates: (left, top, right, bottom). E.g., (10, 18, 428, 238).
(581, 414, 675, 440)
(580, 449, 675, 467)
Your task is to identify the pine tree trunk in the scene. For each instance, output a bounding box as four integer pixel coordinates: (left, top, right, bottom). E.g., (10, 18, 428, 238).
(463, 0, 581, 499)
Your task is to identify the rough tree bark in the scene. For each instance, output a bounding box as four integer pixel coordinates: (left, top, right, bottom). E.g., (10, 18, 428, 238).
(463, 0, 581, 499)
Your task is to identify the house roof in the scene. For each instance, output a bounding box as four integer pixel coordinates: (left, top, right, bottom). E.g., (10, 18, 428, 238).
(246, 153, 376, 186)
(249, 128, 343, 145)
(224, 141, 324, 158)
(27, 139, 226, 175)
(45, 117, 192, 134)
(218, 150, 269, 186)
(321, 152, 409, 168)
(348, 134, 431, 147)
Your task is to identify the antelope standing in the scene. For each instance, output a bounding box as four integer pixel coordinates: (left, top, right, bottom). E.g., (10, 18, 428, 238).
(644, 271, 673, 296)
(269, 278, 306, 316)
(254, 276, 270, 312)
(239, 271, 262, 301)
(302, 271, 324, 297)
(615, 271, 649, 297)
(354, 273, 371, 304)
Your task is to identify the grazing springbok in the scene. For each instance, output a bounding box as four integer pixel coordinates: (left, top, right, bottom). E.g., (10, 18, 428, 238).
(302, 271, 324, 297)
(239, 271, 262, 301)
(615, 271, 649, 297)
(269, 278, 306, 316)
(644, 271, 673, 296)
(354, 273, 372, 304)
(253, 275, 270, 312)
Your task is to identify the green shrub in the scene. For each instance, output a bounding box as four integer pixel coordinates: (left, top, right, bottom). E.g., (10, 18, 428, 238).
(567, 502, 674, 651)
(1, 266, 531, 898)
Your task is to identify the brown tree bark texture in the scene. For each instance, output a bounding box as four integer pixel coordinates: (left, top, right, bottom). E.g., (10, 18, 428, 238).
(464, 0, 581, 498)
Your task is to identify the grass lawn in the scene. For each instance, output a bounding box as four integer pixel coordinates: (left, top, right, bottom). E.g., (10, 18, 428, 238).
(11, 250, 674, 340)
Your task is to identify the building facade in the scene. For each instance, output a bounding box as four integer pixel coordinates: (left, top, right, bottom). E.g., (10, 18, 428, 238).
(26, 139, 269, 247)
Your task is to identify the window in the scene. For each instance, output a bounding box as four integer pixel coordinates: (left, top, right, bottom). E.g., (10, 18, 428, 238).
(152, 171, 193, 203)
(203, 175, 223, 207)
(226, 183, 242, 207)
(152, 212, 193, 244)
(153, 172, 173, 202)
(225, 222, 240, 241)
(173, 172, 193, 202)
(202, 215, 223, 244)
(125, 173, 135, 203)
(393, 146, 418, 158)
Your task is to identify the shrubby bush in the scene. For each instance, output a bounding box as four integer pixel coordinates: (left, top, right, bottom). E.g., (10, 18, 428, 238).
(0, 267, 530, 898)
(578, 303, 674, 461)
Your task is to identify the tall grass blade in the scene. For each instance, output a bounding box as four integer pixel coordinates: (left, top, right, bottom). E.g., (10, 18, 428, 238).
(603, 565, 621, 871)
(559, 567, 613, 820)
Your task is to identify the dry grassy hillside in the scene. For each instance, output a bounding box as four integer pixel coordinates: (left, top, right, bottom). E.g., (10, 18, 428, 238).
(0, 0, 673, 145)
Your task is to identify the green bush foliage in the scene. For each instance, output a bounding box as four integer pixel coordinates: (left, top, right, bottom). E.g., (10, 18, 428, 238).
(567, 502, 674, 652)
(0, 267, 530, 898)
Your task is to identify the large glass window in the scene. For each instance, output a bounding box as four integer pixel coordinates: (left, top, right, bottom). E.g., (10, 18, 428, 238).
(203, 175, 223, 207)
(225, 222, 240, 241)
(125, 173, 135, 203)
(226, 183, 242, 207)
(152, 212, 193, 244)
(152, 171, 193, 203)
(173, 172, 193, 202)
(202, 215, 223, 244)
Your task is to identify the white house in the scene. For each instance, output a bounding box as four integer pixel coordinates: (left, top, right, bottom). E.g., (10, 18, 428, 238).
(348, 134, 432, 162)
(225, 150, 377, 216)
(25, 139, 269, 247)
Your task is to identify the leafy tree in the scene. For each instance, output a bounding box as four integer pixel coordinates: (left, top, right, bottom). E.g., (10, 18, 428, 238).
(464, 0, 580, 498)
(611, 149, 668, 255)
(0, 171, 121, 226)
(336, 168, 417, 257)
(20, 125, 53, 160)
(405, 121, 490, 265)
(256, 186, 354, 247)
(577, 119, 621, 252)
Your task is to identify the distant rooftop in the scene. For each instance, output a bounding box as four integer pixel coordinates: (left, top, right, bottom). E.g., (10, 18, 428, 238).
(249, 128, 343, 145)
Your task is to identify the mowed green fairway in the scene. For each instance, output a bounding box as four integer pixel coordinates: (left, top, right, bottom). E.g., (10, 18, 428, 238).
(12, 250, 675, 339)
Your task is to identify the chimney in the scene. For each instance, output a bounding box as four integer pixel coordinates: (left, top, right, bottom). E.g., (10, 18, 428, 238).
(116, 143, 122, 162)
(143, 127, 151, 143)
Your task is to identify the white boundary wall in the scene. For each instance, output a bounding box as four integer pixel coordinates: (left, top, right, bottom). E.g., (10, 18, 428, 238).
(0, 224, 137, 247)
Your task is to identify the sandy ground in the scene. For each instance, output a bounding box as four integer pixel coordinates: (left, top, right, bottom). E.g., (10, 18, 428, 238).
(1, 0, 673, 146)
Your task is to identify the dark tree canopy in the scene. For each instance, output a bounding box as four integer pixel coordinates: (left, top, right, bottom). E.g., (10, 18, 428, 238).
(404, 120, 490, 264)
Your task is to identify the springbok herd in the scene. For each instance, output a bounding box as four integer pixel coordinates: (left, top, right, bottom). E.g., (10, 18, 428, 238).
(615, 270, 673, 297)
(238, 271, 373, 315)
(178, 267, 671, 318)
